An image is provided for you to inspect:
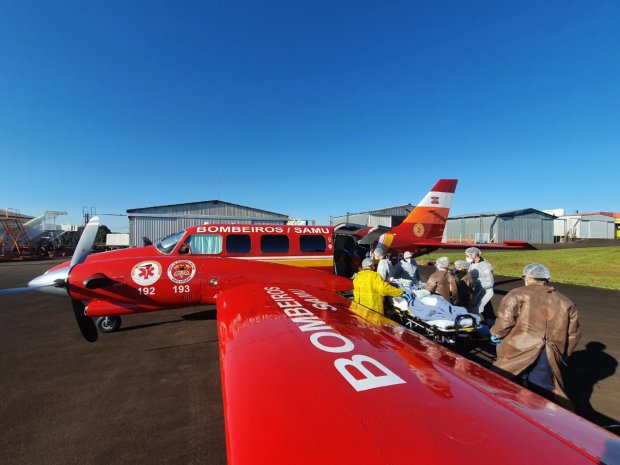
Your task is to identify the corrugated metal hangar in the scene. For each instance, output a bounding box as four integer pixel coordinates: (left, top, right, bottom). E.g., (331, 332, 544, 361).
(553, 212, 617, 241)
(127, 201, 288, 247)
(331, 206, 618, 244)
(332, 206, 559, 245)
(330, 204, 414, 228)
(126, 200, 618, 249)
(444, 209, 555, 244)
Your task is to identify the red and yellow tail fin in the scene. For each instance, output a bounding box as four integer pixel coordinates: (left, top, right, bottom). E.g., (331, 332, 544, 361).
(376, 179, 458, 252)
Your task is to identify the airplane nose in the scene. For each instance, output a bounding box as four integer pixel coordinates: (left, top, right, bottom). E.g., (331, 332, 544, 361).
(28, 268, 70, 297)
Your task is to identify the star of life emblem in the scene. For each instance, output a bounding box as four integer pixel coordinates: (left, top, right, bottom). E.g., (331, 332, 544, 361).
(131, 261, 163, 286)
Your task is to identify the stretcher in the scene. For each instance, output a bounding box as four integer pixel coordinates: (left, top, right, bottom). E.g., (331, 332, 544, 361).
(388, 280, 482, 346)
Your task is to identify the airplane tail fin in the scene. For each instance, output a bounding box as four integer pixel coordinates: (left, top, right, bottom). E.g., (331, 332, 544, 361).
(377, 179, 458, 251)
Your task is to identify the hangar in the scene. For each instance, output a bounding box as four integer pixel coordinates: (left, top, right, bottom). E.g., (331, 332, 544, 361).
(552, 212, 617, 241)
(331, 206, 557, 245)
(444, 209, 555, 245)
(127, 201, 289, 247)
(330, 204, 414, 228)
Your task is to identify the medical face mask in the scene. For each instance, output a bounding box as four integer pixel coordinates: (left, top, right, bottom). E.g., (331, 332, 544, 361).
(524, 277, 529, 286)
(466, 257, 474, 263)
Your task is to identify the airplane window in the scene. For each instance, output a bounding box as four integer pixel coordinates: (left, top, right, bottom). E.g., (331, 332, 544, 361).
(226, 234, 251, 254)
(300, 235, 327, 252)
(156, 231, 185, 254)
(186, 234, 222, 254)
(260, 235, 289, 253)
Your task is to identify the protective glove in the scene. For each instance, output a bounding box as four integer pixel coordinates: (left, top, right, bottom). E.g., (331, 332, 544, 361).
(490, 335, 502, 345)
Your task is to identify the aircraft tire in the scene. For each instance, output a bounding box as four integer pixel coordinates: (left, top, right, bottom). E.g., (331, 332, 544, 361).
(95, 316, 122, 333)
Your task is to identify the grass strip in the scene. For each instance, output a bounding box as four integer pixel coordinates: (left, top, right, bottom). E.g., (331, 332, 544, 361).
(416, 246, 620, 290)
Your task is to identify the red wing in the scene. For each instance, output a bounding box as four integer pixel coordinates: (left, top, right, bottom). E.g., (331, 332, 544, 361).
(216, 284, 616, 465)
(416, 240, 535, 250)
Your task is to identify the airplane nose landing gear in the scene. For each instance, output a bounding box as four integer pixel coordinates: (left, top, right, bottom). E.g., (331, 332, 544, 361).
(95, 316, 122, 333)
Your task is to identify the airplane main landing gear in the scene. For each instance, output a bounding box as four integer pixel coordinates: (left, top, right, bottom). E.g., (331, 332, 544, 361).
(95, 316, 122, 333)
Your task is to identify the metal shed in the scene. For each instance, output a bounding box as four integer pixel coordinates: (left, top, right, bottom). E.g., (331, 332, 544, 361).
(127, 201, 289, 247)
(330, 204, 414, 228)
(445, 209, 555, 245)
(554, 213, 616, 240)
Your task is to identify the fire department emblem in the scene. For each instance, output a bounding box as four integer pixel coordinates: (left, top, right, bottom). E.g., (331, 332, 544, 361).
(168, 260, 196, 284)
(131, 261, 162, 286)
(413, 223, 425, 237)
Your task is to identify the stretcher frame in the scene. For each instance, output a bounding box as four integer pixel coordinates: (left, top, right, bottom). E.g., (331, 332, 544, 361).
(390, 302, 481, 347)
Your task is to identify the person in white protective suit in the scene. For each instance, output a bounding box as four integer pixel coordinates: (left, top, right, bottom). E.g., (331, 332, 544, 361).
(393, 251, 422, 287)
(465, 247, 494, 320)
(374, 249, 393, 282)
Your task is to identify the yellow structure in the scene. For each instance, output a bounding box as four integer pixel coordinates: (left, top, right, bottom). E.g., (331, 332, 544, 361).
(616, 218, 620, 239)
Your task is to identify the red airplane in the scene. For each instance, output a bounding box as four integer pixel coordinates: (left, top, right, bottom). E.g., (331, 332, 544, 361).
(4, 178, 527, 334)
(2, 180, 617, 464)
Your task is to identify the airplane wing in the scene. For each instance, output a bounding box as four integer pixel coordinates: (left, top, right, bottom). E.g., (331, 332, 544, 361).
(217, 284, 618, 465)
(415, 240, 536, 251)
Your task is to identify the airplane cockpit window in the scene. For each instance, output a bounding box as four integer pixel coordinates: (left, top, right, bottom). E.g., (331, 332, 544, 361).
(260, 235, 289, 253)
(185, 234, 223, 254)
(300, 235, 327, 252)
(156, 231, 185, 254)
(226, 234, 251, 254)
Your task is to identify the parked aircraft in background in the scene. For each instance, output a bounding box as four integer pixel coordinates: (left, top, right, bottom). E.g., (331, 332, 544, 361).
(0, 181, 618, 464)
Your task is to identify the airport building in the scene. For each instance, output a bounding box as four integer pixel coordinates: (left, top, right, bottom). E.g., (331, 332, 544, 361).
(127, 201, 289, 247)
(444, 209, 556, 244)
(330, 204, 414, 228)
(331, 204, 619, 245)
(332, 206, 558, 245)
(551, 211, 617, 241)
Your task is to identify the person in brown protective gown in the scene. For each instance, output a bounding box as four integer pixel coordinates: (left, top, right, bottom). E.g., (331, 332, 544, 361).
(490, 263, 581, 408)
(424, 256, 458, 304)
(453, 260, 474, 309)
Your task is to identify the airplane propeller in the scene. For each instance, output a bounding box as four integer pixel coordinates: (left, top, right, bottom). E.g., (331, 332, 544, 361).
(72, 299, 98, 342)
(0, 216, 101, 342)
(65, 216, 100, 342)
(0, 287, 37, 296)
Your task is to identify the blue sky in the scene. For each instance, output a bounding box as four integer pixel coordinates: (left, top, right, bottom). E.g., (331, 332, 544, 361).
(1, 1, 618, 232)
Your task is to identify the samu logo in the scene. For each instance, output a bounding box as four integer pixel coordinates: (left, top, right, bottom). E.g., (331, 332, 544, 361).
(167, 260, 196, 284)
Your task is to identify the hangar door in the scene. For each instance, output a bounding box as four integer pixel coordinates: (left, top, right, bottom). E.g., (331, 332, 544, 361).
(499, 217, 553, 244)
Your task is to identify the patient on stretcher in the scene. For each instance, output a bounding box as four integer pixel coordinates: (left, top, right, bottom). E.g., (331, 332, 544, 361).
(391, 284, 481, 326)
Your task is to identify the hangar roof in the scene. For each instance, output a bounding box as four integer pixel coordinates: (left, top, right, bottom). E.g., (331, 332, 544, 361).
(333, 204, 414, 218)
(449, 208, 556, 219)
(127, 200, 288, 219)
(576, 211, 620, 218)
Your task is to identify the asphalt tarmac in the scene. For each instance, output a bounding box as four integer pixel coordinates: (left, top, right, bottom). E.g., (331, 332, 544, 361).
(1, 260, 618, 464)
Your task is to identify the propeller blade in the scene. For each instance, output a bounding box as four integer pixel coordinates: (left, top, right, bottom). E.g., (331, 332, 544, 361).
(1, 279, 65, 296)
(71, 216, 100, 267)
(0, 287, 36, 295)
(71, 299, 98, 342)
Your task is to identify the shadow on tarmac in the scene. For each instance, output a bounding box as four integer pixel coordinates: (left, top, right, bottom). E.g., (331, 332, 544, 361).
(116, 308, 217, 333)
(563, 342, 620, 435)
